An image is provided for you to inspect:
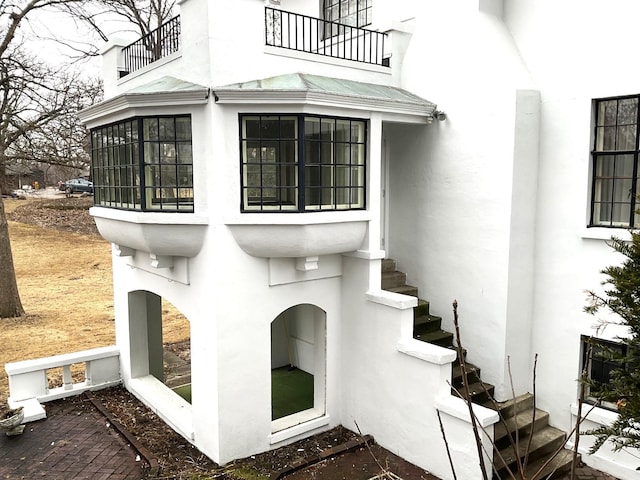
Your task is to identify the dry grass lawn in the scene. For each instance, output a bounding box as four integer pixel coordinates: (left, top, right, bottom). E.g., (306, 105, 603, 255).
(0, 197, 189, 401)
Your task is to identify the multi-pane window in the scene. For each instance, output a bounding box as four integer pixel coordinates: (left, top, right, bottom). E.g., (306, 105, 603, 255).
(582, 336, 627, 409)
(91, 116, 193, 212)
(240, 114, 366, 212)
(590, 95, 640, 227)
(322, 0, 372, 27)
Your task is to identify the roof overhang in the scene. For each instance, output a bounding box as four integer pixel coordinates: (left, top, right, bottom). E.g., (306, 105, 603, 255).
(78, 77, 210, 126)
(213, 73, 437, 123)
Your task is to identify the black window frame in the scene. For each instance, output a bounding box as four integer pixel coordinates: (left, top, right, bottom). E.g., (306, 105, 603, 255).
(239, 113, 367, 213)
(581, 336, 628, 410)
(322, 0, 372, 28)
(90, 115, 194, 213)
(590, 94, 640, 228)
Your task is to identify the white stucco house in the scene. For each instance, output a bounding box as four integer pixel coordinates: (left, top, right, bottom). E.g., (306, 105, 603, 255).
(29, 0, 639, 479)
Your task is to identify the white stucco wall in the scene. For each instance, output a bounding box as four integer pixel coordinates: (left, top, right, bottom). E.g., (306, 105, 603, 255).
(90, 0, 640, 478)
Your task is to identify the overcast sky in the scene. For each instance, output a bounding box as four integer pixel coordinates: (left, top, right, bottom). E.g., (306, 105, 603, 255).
(23, 6, 139, 78)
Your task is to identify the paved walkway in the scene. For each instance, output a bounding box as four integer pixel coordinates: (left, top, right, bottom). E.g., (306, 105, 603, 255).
(0, 397, 145, 480)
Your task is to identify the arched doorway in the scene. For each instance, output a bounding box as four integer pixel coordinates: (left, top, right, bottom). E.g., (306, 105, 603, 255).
(127, 291, 191, 402)
(271, 304, 326, 431)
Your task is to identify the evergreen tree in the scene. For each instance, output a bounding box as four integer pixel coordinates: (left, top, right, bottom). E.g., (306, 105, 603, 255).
(585, 232, 640, 454)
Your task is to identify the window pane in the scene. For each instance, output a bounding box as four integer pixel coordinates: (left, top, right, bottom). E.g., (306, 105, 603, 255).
(177, 144, 193, 164)
(144, 142, 160, 164)
(618, 98, 638, 125)
(281, 117, 297, 139)
(176, 117, 191, 141)
(159, 118, 175, 140)
(617, 125, 636, 150)
(261, 117, 281, 139)
(336, 120, 350, 143)
(598, 100, 617, 126)
(244, 117, 261, 139)
(160, 143, 177, 163)
(143, 118, 158, 141)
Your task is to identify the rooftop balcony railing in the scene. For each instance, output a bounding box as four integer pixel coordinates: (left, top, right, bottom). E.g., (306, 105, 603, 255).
(265, 7, 388, 67)
(121, 16, 181, 77)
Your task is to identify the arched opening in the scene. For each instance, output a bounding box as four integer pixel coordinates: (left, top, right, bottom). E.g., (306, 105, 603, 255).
(127, 291, 191, 402)
(271, 304, 326, 431)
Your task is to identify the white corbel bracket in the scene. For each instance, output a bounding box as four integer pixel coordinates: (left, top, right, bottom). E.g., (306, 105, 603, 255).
(114, 244, 136, 257)
(296, 256, 319, 272)
(150, 253, 174, 269)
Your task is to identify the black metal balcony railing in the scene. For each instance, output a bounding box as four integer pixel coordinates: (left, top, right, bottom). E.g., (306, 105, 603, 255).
(121, 16, 181, 77)
(265, 7, 388, 67)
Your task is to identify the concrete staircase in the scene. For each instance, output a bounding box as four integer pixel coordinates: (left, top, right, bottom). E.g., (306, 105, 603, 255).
(382, 258, 575, 480)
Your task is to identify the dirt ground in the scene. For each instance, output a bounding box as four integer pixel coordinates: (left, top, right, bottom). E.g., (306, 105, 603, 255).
(0, 194, 437, 480)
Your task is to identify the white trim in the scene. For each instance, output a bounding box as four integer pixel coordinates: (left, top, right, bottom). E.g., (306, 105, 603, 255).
(264, 45, 390, 74)
(225, 210, 370, 225)
(128, 375, 194, 441)
(78, 87, 210, 126)
(435, 395, 499, 428)
(397, 338, 457, 366)
(366, 289, 417, 310)
(269, 412, 331, 444)
(91, 206, 209, 226)
(570, 403, 618, 427)
(214, 89, 433, 118)
(581, 227, 633, 241)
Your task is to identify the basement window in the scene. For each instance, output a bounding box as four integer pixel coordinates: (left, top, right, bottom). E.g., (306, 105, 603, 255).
(90, 115, 194, 212)
(240, 114, 366, 212)
(581, 336, 628, 410)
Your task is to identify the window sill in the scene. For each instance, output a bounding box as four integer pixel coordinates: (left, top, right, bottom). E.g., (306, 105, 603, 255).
(269, 411, 330, 444)
(580, 227, 633, 241)
(570, 403, 618, 427)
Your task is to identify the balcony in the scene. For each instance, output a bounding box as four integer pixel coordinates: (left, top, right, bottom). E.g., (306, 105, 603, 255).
(265, 7, 389, 67)
(121, 16, 181, 77)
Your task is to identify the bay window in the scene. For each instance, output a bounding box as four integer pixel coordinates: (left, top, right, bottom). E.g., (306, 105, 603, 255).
(240, 114, 366, 212)
(91, 115, 193, 212)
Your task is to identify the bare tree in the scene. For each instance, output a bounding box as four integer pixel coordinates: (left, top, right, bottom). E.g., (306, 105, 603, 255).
(66, 0, 176, 44)
(0, 0, 97, 318)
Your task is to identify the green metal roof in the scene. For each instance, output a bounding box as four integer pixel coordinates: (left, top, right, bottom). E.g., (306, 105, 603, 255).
(213, 73, 436, 118)
(125, 76, 209, 95)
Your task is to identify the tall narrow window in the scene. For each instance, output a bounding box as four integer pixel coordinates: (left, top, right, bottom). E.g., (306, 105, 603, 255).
(240, 114, 366, 212)
(590, 96, 640, 227)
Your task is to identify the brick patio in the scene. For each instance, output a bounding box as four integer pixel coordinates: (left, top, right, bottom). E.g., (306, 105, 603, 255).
(0, 398, 145, 480)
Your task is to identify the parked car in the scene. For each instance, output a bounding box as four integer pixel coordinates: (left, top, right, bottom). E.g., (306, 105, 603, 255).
(59, 178, 93, 194)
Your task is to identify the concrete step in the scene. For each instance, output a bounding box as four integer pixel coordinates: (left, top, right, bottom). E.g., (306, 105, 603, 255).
(414, 299, 431, 317)
(454, 381, 495, 404)
(494, 393, 535, 419)
(495, 426, 567, 478)
(386, 285, 419, 297)
(382, 258, 396, 273)
(524, 448, 576, 480)
(414, 314, 443, 335)
(414, 329, 454, 347)
(451, 363, 481, 388)
(494, 409, 550, 450)
(382, 271, 407, 290)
